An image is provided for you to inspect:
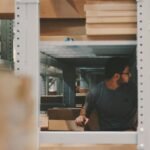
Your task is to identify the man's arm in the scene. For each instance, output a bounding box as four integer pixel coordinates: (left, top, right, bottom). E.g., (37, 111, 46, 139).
(75, 90, 96, 126)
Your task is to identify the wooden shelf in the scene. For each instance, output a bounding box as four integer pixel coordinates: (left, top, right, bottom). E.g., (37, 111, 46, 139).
(0, 0, 86, 19)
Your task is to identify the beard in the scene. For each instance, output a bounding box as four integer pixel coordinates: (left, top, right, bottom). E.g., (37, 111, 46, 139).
(117, 77, 128, 86)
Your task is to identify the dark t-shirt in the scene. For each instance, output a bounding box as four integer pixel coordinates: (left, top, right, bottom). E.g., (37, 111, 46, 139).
(83, 81, 137, 131)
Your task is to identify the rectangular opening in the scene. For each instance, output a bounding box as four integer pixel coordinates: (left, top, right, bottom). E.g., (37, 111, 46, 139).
(39, 42, 137, 138)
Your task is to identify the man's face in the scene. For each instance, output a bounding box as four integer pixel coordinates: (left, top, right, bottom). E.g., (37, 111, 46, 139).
(118, 66, 131, 84)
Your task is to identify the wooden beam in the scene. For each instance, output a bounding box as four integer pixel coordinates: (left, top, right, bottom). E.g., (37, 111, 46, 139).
(40, 19, 85, 36)
(40, 35, 136, 41)
(40, 0, 86, 19)
(86, 23, 137, 35)
(0, 0, 86, 19)
(86, 0, 136, 4)
(40, 144, 136, 150)
(85, 3, 136, 11)
(86, 16, 137, 23)
(86, 10, 136, 17)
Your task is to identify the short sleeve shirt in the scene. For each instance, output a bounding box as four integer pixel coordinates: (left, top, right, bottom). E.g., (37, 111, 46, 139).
(84, 81, 137, 131)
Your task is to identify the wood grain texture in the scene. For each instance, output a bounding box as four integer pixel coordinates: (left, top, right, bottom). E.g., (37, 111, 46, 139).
(85, 0, 136, 36)
(48, 120, 84, 131)
(40, 0, 86, 18)
(86, 10, 136, 17)
(40, 144, 136, 150)
(0, 0, 86, 19)
(40, 35, 136, 41)
(86, 16, 137, 23)
(40, 19, 85, 36)
(86, 0, 136, 4)
(0, 0, 14, 19)
(85, 3, 136, 11)
(86, 23, 137, 35)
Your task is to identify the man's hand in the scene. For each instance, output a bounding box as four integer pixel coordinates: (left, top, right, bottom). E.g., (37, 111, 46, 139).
(75, 115, 89, 127)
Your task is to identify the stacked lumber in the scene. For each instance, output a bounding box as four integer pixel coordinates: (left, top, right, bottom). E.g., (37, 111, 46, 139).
(85, 0, 137, 35)
(0, 0, 86, 19)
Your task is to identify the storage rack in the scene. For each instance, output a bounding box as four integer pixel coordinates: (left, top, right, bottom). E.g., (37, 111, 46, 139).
(14, 0, 150, 149)
(0, 20, 13, 68)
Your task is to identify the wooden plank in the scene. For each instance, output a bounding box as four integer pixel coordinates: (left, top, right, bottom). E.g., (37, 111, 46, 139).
(40, 0, 86, 18)
(0, 0, 14, 19)
(0, 0, 14, 13)
(40, 19, 85, 36)
(86, 16, 137, 23)
(87, 23, 136, 28)
(40, 35, 136, 41)
(86, 23, 137, 35)
(40, 144, 136, 150)
(85, 3, 136, 11)
(0, 0, 86, 19)
(86, 0, 136, 4)
(86, 28, 136, 35)
(86, 10, 136, 17)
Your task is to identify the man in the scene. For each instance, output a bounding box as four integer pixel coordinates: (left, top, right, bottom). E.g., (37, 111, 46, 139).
(75, 57, 137, 131)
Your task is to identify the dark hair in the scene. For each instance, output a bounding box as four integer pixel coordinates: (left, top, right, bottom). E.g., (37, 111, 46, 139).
(105, 57, 130, 79)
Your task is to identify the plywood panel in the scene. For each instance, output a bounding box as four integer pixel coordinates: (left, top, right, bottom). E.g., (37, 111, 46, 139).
(85, 0, 136, 36)
(0, 0, 14, 19)
(86, 23, 136, 35)
(48, 120, 84, 131)
(86, 0, 136, 4)
(40, 144, 136, 150)
(40, 35, 136, 41)
(85, 3, 136, 11)
(0, 0, 86, 19)
(86, 16, 137, 23)
(40, 0, 86, 18)
(40, 19, 85, 36)
(86, 10, 136, 17)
